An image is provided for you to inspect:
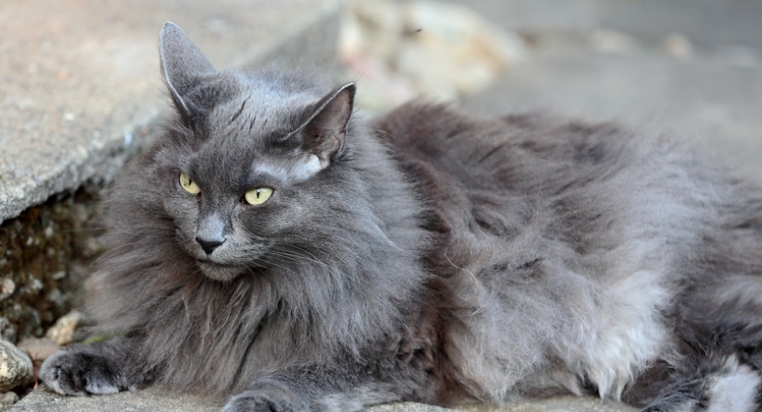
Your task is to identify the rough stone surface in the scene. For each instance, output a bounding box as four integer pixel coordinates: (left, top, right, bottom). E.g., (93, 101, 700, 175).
(11, 388, 221, 412)
(0, 392, 19, 411)
(12, 390, 636, 412)
(0, 340, 33, 393)
(467, 397, 635, 411)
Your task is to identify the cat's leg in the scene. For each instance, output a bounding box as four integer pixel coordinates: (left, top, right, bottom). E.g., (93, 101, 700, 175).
(631, 354, 761, 412)
(40, 336, 152, 396)
(222, 378, 399, 412)
(624, 281, 762, 412)
(222, 360, 434, 412)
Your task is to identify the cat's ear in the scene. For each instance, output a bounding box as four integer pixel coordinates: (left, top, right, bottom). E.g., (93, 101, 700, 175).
(159, 22, 216, 120)
(300, 83, 356, 164)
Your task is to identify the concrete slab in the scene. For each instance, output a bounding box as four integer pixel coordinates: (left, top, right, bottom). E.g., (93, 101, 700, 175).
(12, 388, 636, 412)
(462, 51, 762, 182)
(459, 0, 762, 182)
(457, 0, 624, 32)
(464, 0, 762, 53)
(0, 0, 341, 223)
(11, 388, 221, 412)
(603, 0, 762, 51)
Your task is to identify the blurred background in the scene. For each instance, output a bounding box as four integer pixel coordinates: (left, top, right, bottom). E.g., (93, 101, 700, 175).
(338, 0, 762, 181)
(0, 0, 760, 409)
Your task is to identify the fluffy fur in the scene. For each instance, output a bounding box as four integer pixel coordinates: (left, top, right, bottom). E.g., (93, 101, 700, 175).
(40, 22, 762, 412)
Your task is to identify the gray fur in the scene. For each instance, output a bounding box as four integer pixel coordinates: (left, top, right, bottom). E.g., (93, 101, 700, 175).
(40, 22, 762, 412)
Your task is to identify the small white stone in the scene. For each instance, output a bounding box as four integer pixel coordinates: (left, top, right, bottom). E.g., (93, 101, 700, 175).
(0, 279, 15, 301)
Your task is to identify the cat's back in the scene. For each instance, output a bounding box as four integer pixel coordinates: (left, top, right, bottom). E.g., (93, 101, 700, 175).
(369, 102, 744, 277)
(371, 102, 697, 196)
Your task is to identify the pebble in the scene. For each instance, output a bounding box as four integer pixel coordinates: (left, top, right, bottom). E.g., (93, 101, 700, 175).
(0, 279, 14, 301)
(45, 310, 84, 346)
(0, 391, 19, 410)
(0, 340, 33, 393)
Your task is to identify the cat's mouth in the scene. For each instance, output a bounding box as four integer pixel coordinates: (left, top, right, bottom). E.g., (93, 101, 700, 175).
(195, 259, 243, 282)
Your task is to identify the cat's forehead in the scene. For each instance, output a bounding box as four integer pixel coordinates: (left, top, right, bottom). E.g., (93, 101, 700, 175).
(182, 69, 333, 184)
(208, 69, 327, 130)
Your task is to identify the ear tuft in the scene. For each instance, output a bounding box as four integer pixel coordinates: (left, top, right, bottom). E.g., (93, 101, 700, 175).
(159, 22, 216, 120)
(301, 83, 356, 164)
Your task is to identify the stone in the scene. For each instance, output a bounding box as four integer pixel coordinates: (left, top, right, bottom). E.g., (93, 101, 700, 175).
(0, 280, 15, 302)
(0, 391, 19, 410)
(0, 340, 32, 393)
(44, 311, 84, 347)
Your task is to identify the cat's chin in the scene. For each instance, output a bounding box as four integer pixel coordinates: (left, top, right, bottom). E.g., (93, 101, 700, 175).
(197, 261, 243, 282)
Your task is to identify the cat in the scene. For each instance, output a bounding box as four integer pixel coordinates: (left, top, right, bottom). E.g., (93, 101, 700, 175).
(40, 21, 762, 412)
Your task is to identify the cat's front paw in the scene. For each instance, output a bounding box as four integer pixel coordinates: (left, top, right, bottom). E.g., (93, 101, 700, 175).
(222, 380, 309, 412)
(40, 348, 126, 396)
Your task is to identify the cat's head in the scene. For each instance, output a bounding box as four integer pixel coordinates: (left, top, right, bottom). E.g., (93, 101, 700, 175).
(140, 22, 358, 282)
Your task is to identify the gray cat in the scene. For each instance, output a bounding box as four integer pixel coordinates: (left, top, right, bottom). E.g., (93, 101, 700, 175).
(40, 22, 762, 412)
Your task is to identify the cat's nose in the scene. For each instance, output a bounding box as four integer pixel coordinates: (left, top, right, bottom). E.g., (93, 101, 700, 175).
(195, 212, 228, 255)
(196, 236, 225, 255)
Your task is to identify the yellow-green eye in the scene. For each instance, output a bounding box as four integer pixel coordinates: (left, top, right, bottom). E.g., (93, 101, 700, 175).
(244, 187, 273, 205)
(179, 172, 200, 194)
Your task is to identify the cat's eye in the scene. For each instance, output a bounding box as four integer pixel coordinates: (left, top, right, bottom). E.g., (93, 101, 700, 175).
(179, 172, 201, 195)
(243, 187, 273, 205)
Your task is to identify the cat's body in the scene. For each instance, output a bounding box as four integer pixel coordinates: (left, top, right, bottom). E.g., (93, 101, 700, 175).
(41, 23, 762, 412)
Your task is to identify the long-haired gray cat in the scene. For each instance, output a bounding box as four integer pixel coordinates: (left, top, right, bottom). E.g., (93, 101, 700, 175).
(40, 22, 762, 412)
